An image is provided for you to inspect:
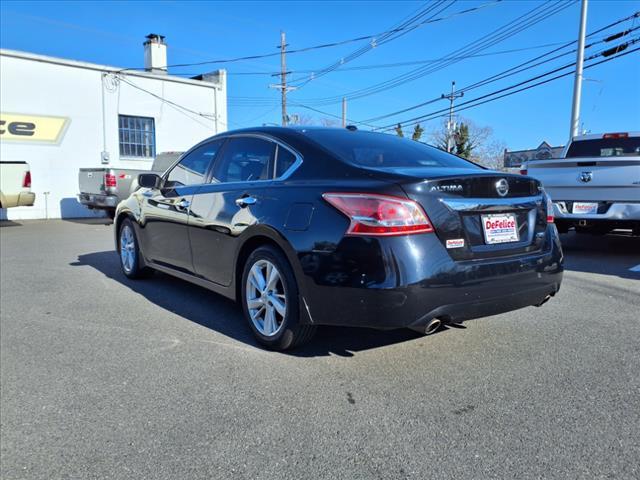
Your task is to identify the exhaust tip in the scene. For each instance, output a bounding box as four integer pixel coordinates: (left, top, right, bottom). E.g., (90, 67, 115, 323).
(425, 318, 442, 335)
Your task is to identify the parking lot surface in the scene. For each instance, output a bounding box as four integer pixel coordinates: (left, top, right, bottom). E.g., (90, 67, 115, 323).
(1, 220, 639, 479)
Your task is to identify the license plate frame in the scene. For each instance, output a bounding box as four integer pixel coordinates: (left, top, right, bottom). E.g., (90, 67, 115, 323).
(481, 213, 520, 245)
(572, 202, 599, 214)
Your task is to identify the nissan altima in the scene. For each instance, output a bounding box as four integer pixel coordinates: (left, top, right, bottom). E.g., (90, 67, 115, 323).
(115, 127, 563, 350)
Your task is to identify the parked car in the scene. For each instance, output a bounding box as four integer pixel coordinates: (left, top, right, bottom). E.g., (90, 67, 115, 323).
(78, 152, 182, 218)
(0, 161, 35, 209)
(114, 127, 563, 350)
(522, 132, 640, 235)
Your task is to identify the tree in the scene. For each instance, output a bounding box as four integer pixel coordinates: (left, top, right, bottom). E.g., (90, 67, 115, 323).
(429, 117, 506, 169)
(453, 123, 472, 158)
(395, 123, 404, 137)
(412, 123, 424, 142)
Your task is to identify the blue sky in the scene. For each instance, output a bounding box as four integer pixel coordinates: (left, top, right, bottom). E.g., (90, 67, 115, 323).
(1, 0, 639, 150)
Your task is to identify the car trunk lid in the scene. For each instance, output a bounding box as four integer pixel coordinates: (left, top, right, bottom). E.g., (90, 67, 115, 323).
(398, 172, 547, 260)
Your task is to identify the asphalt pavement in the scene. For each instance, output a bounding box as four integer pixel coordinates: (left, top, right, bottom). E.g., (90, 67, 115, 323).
(1, 219, 639, 479)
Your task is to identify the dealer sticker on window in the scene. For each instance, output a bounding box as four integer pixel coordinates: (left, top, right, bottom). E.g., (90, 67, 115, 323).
(481, 213, 519, 244)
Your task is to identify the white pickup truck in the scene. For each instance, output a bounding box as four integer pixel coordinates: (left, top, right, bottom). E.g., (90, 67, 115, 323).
(0, 161, 35, 209)
(523, 132, 640, 235)
(78, 152, 181, 219)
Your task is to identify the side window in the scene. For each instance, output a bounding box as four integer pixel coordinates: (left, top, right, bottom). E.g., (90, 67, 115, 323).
(213, 137, 275, 183)
(166, 140, 222, 187)
(275, 146, 297, 178)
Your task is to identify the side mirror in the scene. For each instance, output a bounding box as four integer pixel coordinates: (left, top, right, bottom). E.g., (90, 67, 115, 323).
(138, 173, 161, 189)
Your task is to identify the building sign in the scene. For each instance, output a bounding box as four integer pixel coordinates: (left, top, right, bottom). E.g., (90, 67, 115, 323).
(0, 113, 70, 144)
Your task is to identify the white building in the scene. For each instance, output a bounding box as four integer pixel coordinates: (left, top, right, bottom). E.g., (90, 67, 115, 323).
(0, 34, 227, 220)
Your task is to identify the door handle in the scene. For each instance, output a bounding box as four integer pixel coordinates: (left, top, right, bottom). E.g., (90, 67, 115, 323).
(235, 196, 257, 208)
(177, 199, 191, 209)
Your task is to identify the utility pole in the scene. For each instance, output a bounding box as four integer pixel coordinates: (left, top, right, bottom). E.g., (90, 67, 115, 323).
(570, 0, 588, 140)
(441, 81, 464, 153)
(342, 97, 347, 127)
(269, 31, 297, 126)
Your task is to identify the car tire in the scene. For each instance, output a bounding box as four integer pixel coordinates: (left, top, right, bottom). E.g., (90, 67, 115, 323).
(241, 245, 315, 351)
(118, 218, 151, 279)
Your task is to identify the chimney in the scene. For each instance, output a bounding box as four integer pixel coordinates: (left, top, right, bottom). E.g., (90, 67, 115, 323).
(144, 34, 167, 74)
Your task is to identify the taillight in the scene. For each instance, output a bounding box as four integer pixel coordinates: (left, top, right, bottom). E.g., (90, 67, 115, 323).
(520, 168, 528, 175)
(545, 194, 554, 224)
(22, 171, 31, 188)
(105, 173, 117, 188)
(603, 132, 628, 139)
(323, 192, 434, 236)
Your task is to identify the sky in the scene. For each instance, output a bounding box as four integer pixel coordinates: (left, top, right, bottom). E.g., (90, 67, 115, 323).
(1, 0, 639, 150)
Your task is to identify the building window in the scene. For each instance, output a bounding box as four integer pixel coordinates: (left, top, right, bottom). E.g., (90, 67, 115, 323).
(119, 115, 155, 158)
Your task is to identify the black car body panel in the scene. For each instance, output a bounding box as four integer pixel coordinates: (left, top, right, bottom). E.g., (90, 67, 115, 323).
(115, 127, 563, 331)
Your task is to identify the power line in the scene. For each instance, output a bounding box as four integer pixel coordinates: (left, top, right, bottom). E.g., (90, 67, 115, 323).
(289, 0, 457, 89)
(361, 17, 639, 124)
(115, 0, 500, 74)
(376, 39, 640, 131)
(294, 0, 576, 106)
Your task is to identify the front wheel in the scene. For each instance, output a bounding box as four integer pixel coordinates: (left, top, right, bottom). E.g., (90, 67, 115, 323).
(118, 218, 151, 279)
(241, 246, 315, 351)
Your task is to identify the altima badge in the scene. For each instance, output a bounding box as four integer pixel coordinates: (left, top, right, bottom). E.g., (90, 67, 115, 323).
(579, 171, 593, 183)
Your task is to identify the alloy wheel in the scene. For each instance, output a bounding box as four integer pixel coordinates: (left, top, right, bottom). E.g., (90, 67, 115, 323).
(245, 259, 287, 337)
(120, 225, 136, 274)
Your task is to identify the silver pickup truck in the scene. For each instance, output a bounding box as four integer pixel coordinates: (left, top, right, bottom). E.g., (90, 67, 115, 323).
(523, 132, 640, 235)
(78, 152, 181, 218)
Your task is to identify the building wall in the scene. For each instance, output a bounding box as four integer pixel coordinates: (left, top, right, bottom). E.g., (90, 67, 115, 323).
(0, 52, 227, 220)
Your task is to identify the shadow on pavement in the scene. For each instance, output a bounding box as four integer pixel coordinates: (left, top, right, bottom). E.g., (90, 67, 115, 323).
(62, 218, 113, 226)
(71, 251, 429, 357)
(0, 220, 23, 227)
(560, 231, 640, 280)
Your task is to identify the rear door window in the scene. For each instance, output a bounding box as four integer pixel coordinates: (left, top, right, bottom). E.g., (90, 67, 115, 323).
(275, 146, 298, 178)
(212, 137, 275, 183)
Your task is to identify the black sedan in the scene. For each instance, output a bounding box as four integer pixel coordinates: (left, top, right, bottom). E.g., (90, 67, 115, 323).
(115, 127, 563, 350)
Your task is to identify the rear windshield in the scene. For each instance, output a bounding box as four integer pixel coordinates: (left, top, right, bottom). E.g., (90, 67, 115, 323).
(566, 137, 640, 158)
(302, 129, 480, 170)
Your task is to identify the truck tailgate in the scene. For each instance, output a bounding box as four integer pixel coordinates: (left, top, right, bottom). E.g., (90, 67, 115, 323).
(79, 169, 108, 195)
(527, 157, 640, 202)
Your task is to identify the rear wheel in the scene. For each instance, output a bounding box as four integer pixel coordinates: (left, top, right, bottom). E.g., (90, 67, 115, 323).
(241, 246, 315, 350)
(118, 218, 151, 279)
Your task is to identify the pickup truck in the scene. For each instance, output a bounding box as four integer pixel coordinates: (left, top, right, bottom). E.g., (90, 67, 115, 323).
(78, 152, 181, 218)
(523, 132, 640, 235)
(0, 161, 35, 209)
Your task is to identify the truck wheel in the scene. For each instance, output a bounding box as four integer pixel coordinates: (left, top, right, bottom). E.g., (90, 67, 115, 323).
(118, 218, 151, 279)
(241, 246, 316, 351)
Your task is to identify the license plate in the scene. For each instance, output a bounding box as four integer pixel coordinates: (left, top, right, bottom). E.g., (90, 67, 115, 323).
(572, 202, 598, 214)
(481, 213, 519, 244)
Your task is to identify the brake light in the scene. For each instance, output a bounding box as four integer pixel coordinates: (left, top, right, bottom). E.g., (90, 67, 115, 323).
(323, 193, 434, 236)
(603, 132, 628, 139)
(22, 171, 31, 188)
(545, 195, 554, 224)
(105, 173, 117, 188)
(520, 168, 528, 175)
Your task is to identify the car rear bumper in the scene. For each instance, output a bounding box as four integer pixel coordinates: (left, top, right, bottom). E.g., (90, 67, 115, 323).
(299, 227, 563, 329)
(78, 193, 119, 209)
(553, 201, 640, 221)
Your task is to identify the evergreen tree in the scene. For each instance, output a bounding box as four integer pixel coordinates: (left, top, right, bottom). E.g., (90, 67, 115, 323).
(412, 123, 424, 141)
(454, 123, 473, 158)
